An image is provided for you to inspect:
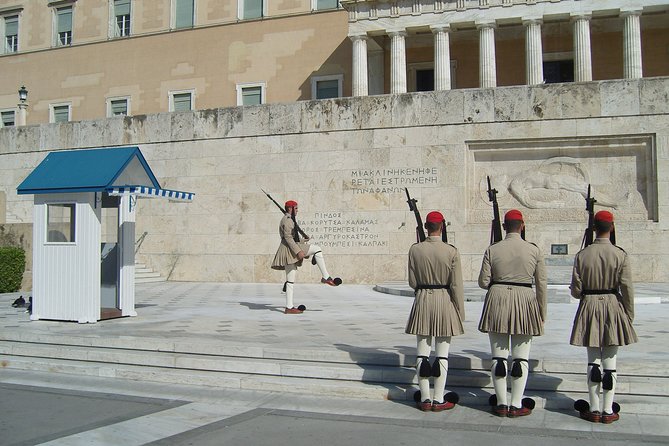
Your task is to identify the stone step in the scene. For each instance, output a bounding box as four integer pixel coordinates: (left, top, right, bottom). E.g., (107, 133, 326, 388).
(134, 261, 165, 283)
(1, 340, 666, 397)
(2, 354, 667, 415)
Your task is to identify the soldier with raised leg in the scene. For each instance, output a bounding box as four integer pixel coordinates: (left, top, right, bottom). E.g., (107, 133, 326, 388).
(271, 199, 340, 314)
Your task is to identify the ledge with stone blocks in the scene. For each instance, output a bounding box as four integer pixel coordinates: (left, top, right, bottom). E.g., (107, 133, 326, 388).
(1, 77, 668, 154)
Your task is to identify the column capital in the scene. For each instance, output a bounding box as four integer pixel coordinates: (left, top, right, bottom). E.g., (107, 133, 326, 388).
(570, 11, 592, 22)
(349, 33, 368, 42)
(387, 28, 407, 37)
(430, 24, 451, 34)
(620, 8, 643, 18)
(475, 20, 496, 30)
(522, 17, 543, 26)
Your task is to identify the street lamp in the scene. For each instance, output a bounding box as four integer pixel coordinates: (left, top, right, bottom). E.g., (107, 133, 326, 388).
(17, 85, 28, 126)
(18, 85, 28, 103)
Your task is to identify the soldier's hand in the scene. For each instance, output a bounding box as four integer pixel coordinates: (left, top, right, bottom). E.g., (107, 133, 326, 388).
(296, 251, 306, 260)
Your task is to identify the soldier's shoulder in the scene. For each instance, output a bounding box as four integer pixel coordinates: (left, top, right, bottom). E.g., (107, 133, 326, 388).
(613, 245, 627, 254)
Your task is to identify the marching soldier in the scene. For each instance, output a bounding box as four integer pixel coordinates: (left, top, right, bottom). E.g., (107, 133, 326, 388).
(570, 210, 637, 424)
(271, 200, 338, 314)
(406, 211, 464, 412)
(478, 209, 547, 417)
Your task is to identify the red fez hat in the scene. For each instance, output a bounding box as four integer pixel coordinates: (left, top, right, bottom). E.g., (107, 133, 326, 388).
(285, 200, 298, 208)
(594, 210, 614, 222)
(504, 209, 524, 222)
(425, 211, 444, 224)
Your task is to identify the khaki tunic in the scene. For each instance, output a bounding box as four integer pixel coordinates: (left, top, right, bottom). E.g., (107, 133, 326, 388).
(478, 233, 547, 335)
(405, 237, 465, 337)
(271, 214, 309, 271)
(569, 238, 638, 347)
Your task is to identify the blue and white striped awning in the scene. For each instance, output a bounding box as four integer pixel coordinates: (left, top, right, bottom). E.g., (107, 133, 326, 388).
(107, 186, 194, 202)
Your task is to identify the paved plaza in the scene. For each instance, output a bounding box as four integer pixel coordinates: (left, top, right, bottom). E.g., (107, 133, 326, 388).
(1, 281, 668, 445)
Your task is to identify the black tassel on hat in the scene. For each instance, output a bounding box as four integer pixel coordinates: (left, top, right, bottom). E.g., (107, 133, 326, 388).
(602, 370, 616, 390)
(418, 356, 432, 377)
(589, 363, 602, 382)
(493, 357, 507, 377)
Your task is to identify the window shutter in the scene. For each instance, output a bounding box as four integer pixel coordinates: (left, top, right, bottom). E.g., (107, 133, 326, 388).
(5, 16, 18, 36)
(316, 80, 339, 99)
(175, 0, 194, 28)
(316, 0, 338, 10)
(54, 106, 70, 123)
(115, 0, 131, 17)
(57, 8, 72, 33)
(110, 99, 128, 116)
(242, 87, 262, 106)
(244, 0, 263, 19)
(173, 93, 192, 112)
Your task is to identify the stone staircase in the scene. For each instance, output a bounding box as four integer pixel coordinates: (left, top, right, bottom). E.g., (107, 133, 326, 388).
(135, 260, 165, 283)
(0, 333, 666, 414)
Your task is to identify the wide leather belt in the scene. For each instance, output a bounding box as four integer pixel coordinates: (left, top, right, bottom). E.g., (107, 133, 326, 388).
(491, 281, 532, 288)
(416, 285, 450, 290)
(582, 289, 618, 295)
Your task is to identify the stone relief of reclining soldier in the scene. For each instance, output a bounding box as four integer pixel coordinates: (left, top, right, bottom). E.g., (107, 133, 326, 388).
(486, 157, 639, 210)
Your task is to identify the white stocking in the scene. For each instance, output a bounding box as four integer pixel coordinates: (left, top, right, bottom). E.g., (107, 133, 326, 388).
(601, 346, 618, 414)
(306, 244, 330, 279)
(586, 347, 602, 412)
(416, 335, 432, 402)
(285, 264, 297, 309)
(433, 337, 451, 403)
(489, 332, 509, 406)
(510, 334, 532, 408)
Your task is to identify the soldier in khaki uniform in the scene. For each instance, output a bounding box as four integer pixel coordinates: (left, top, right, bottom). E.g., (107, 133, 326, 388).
(478, 209, 547, 418)
(570, 210, 637, 424)
(271, 200, 337, 314)
(406, 211, 465, 412)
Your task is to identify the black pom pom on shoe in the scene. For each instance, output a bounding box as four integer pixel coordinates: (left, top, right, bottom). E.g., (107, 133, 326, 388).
(574, 399, 590, 412)
(489, 394, 498, 407)
(445, 392, 459, 405)
(522, 397, 535, 410)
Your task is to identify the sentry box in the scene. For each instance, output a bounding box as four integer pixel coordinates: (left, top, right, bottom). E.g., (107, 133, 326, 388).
(17, 147, 194, 323)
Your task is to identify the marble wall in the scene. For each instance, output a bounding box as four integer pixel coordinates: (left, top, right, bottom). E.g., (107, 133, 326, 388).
(1, 77, 668, 284)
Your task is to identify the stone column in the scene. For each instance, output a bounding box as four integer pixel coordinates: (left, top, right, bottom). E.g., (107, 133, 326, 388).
(572, 13, 592, 82)
(431, 25, 451, 90)
(621, 8, 643, 79)
(523, 18, 543, 85)
(350, 34, 369, 96)
(389, 30, 407, 94)
(16, 103, 27, 126)
(477, 21, 497, 88)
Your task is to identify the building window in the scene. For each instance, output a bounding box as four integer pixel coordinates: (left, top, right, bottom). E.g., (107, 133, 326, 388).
(47, 203, 76, 243)
(55, 6, 73, 46)
(239, 0, 263, 20)
(311, 75, 343, 100)
(312, 0, 339, 11)
(1, 109, 15, 127)
(4, 15, 18, 53)
(543, 60, 574, 84)
(107, 97, 130, 117)
(173, 0, 194, 29)
(50, 103, 71, 123)
(236, 83, 265, 106)
(113, 0, 131, 37)
(169, 91, 194, 112)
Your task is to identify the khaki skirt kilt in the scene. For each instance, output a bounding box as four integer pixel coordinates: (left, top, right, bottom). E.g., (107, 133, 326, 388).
(570, 294, 638, 347)
(478, 285, 544, 336)
(405, 289, 464, 337)
(271, 241, 309, 270)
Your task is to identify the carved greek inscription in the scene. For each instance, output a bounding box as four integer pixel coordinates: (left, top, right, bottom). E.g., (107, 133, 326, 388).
(298, 212, 388, 249)
(350, 168, 438, 194)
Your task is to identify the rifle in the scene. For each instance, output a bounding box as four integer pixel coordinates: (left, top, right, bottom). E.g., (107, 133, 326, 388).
(261, 188, 309, 241)
(405, 188, 426, 242)
(581, 185, 596, 249)
(487, 176, 503, 244)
